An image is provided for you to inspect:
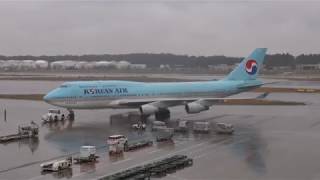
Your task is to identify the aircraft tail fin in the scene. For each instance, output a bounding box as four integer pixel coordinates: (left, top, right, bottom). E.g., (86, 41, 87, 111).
(225, 48, 267, 81)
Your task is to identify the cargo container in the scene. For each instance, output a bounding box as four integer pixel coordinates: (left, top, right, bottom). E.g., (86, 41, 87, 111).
(193, 121, 210, 133)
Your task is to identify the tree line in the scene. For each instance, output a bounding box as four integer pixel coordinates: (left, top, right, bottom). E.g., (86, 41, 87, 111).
(0, 53, 319, 68)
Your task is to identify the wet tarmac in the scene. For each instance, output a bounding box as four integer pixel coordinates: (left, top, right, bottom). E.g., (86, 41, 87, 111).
(0, 78, 319, 180)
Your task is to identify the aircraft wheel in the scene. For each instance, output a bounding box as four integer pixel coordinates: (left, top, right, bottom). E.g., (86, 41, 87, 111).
(67, 109, 75, 120)
(140, 114, 150, 123)
(155, 108, 170, 121)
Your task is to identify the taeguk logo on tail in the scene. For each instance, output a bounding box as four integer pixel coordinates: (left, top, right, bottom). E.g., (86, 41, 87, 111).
(245, 59, 258, 75)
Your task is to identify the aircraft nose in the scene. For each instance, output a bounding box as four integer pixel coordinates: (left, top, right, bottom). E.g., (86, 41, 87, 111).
(43, 90, 57, 103)
(43, 93, 52, 103)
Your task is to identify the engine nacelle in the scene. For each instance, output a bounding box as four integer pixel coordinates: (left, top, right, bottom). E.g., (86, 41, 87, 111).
(139, 104, 159, 115)
(185, 102, 209, 114)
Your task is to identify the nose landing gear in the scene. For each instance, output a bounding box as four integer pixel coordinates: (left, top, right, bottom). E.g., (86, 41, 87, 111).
(67, 109, 75, 121)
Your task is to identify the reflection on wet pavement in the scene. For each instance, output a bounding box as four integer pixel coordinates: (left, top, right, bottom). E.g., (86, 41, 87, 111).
(231, 125, 268, 175)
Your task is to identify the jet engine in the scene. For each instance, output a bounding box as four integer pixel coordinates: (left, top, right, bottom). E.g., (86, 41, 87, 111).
(185, 102, 209, 114)
(139, 104, 159, 115)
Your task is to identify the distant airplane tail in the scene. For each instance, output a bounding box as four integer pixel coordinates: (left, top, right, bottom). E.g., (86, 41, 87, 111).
(224, 48, 267, 81)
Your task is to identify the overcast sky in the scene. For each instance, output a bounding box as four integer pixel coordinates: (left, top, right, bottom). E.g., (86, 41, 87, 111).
(0, 0, 319, 56)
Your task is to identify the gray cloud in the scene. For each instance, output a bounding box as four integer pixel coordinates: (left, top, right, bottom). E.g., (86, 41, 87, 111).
(0, 0, 319, 56)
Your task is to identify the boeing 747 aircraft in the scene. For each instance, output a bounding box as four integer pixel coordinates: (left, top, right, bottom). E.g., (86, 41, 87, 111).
(44, 48, 267, 120)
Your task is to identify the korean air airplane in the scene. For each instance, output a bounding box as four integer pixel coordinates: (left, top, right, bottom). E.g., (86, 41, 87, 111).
(44, 48, 267, 120)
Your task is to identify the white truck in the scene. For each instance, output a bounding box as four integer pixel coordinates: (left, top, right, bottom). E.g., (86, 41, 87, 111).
(107, 135, 128, 155)
(40, 157, 72, 171)
(41, 109, 66, 122)
(193, 121, 211, 133)
(73, 146, 99, 163)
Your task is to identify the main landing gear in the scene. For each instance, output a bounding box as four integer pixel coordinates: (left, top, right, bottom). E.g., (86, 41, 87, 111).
(155, 108, 170, 121)
(139, 108, 170, 122)
(109, 108, 171, 126)
(67, 109, 75, 121)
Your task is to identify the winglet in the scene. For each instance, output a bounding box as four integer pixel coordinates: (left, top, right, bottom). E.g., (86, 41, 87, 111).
(256, 92, 270, 99)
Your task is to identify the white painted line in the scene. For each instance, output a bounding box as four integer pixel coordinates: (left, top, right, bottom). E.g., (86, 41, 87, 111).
(95, 141, 208, 180)
(187, 138, 231, 156)
(174, 141, 189, 147)
(111, 158, 132, 165)
(29, 136, 234, 180)
(28, 139, 210, 180)
(71, 158, 133, 179)
(167, 174, 189, 180)
(192, 137, 250, 160)
(147, 149, 162, 154)
(26, 175, 44, 180)
(193, 151, 213, 160)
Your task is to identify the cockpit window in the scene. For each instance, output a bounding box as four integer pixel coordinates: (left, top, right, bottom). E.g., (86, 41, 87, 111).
(60, 85, 68, 88)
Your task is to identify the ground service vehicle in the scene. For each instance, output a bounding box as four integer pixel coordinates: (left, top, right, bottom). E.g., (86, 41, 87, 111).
(0, 121, 39, 143)
(193, 121, 211, 133)
(40, 157, 72, 171)
(74, 146, 98, 163)
(175, 120, 188, 132)
(41, 109, 65, 122)
(156, 127, 174, 142)
(107, 135, 128, 155)
(152, 121, 167, 131)
(215, 123, 234, 134)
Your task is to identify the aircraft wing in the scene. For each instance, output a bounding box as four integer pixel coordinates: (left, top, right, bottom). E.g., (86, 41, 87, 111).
(110, 95, 266, 109)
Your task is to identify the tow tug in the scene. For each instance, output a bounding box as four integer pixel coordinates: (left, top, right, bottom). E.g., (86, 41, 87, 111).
(41, 109, 65, 122)
(41, 109, 74, 123)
